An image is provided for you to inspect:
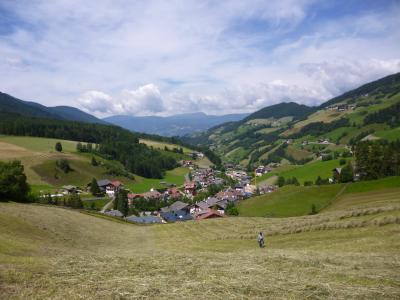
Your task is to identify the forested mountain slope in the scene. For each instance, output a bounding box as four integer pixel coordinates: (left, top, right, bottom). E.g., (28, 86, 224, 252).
(0, 92, 106, 124)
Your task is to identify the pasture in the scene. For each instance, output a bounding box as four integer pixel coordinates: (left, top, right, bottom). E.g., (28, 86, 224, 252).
(277, 159, 343, 184)
(139, 139, 192, 154)
(125, 167, 189, 193)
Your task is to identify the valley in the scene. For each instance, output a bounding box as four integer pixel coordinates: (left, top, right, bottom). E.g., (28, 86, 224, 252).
(1, 72, 400, 299)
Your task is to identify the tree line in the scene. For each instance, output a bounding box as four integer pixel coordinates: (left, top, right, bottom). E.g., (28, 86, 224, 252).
(364, 102, 400, 127)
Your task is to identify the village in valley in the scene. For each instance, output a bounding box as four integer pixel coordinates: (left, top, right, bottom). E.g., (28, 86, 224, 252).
(42, 151, 280, 224)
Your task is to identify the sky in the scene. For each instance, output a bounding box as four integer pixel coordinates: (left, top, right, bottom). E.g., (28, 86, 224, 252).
(1, 0, 400, 117)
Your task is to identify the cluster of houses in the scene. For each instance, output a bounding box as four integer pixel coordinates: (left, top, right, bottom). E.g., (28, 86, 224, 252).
(325, 104, 355, 111)
(225, 169, 252, 186)
(47, 179, 123, 198)
(192, 168, 224, 188)
(47, 161, 282, 225)
(255, 165, 273, 177)
(188, 151, 204, 159)
(301, 138, 332, 146)
(106, 184, 248, 224)
(127, 186, 182, 204)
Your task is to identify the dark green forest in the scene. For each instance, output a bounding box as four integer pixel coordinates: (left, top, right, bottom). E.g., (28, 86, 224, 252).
(354, 140, 400, 180)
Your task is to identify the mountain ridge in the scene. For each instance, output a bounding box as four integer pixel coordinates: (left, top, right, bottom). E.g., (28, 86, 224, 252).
(103, 112, 249, 136)
(0, 92, 106, 124)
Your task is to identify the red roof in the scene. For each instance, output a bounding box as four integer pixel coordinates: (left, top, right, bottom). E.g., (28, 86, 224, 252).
(195, 210, 224, 220)
(128, 193, 143, 200)
(184, 181, 195, 189)
(112, 180, 123, 187)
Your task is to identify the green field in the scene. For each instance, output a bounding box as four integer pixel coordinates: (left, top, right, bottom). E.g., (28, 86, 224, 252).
(1, 187, 399, 298)
(0, 136, 189, 193)
(239, 177, 400, 218)
(278, 159, 344, 184)
(374, 126, 400, 141)
(343, 176, 400, 193)
(238, 184, 344, 217)
(125, 167, 189, 193)
(82, 198, 110, 210)
(0, 135, 80, 153)
(139, 139, 192, 154)
(32, 159, 110, 187)
(285, 145, 313, 161)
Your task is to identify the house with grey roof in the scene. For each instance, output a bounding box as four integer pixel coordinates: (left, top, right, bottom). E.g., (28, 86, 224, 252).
(161, 201, 190, 213)
(126, 215, 164, 224)
(104, 210, 124, 217)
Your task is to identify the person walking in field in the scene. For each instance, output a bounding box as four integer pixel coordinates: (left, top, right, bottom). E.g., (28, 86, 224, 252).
(258, 232, 265, 248)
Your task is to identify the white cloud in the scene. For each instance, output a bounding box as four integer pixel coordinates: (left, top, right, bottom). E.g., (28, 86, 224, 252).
(300, 58, 400, 96)
(120, 84, 165, 116)
(0, 1, 399, 117)
(78, 84, 164, 117)
(78, 91, 114, 114)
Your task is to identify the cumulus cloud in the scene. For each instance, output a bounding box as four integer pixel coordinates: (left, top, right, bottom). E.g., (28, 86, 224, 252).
(78, 84, 165, 117)
(121, 84, 165, 115)
(300, 58, 400, 96)
(78, 91, 114, 114)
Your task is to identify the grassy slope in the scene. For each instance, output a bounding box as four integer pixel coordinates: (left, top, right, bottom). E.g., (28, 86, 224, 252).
(0, 135, 79, 152)
(374, 126, 400, 141)
(124, 167, 189, 193)
(239, 176, 400, 218)
(1, 194, 399, 299)
(278, 159, 344, 184)
(238, 185, 343, 217)
(139, 139, 192, 154)
(0, 136, 190, 193)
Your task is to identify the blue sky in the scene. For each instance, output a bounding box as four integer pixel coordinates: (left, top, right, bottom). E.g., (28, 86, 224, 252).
(0, 0, 399, 117)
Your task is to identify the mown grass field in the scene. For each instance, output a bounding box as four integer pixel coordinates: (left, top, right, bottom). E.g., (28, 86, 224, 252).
(0, 135, 80, 152)
(139, 139, 192, 154)
(1, 186, 399, 299)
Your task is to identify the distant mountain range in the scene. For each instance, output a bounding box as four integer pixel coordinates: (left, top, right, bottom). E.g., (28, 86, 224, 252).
(0, 92, 106, 124)
(0, 92, 248, 136)
(103, 112, 249, 136)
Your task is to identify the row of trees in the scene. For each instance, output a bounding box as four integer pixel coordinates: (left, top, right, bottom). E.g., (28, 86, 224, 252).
(39, 193, 83, 209)
(364, 102, 400, 127)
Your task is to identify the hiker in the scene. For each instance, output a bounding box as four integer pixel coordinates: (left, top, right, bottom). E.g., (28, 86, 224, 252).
(258, 232, 265, 248)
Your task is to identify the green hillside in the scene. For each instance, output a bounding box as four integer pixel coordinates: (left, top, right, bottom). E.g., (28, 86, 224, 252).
(238, 184, 343, 217)
(0, 135, 190, 194)
(1, 185, 399, 299)
(278, 159, 345, 184)
(238, 176, 400, 217)
(183, 72, 400, 169)
(0, 92, 105, 124)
